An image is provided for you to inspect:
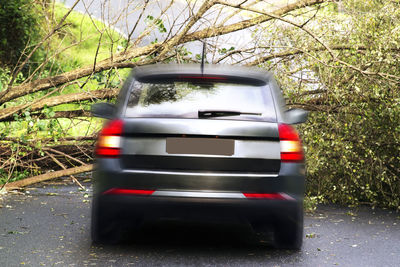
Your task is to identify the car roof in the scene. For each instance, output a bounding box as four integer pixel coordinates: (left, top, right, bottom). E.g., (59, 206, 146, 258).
(132, 64, 272, 84)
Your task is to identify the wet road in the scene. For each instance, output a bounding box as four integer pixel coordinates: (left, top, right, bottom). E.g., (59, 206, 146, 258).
(1, 178, 400, 266)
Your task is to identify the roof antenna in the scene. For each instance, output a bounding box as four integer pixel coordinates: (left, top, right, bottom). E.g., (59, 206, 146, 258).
(201, 41, 206, 74)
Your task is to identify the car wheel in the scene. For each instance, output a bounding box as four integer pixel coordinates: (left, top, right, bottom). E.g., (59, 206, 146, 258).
(274, 207, 303, 250)
(91, 198, 122, 244)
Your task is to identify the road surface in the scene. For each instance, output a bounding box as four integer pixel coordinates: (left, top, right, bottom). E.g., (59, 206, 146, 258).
(1, 178, 399, 266)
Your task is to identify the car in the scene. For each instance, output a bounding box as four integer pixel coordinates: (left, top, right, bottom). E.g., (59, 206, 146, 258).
(90, 64, 308, 249)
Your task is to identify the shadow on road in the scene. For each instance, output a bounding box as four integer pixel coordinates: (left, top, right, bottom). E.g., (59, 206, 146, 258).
(90, 219, 301, 265)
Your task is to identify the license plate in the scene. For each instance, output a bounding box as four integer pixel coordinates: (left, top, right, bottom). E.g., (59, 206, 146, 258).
(166, 138, 234, 156)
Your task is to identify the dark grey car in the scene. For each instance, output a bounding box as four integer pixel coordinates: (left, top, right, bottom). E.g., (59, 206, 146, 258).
(91, 64, 308, 249)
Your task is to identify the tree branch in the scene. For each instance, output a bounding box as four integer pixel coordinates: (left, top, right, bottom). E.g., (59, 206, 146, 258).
(5, 164, 93, 190)
(0, 0, 327, 105)
(0, 88, 118, 122)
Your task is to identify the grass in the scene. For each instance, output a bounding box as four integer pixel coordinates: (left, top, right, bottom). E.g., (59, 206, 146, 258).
(49, 4, 129, 136)
(0, 3, 129, 139)
(53, 3, 127, 68)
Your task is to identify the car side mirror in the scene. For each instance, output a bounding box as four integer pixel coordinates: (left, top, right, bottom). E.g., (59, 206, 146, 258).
(91, 103, 116, 119)
(285, 108, 308, 124)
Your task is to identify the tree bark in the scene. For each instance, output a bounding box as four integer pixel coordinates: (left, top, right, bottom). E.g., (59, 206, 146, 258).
(5, 164, 93, 190)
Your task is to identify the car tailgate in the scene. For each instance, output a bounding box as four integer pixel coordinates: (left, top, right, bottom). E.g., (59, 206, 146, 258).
(120, 118, 280, 174)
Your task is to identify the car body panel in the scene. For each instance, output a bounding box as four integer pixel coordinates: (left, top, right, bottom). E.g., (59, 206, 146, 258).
(91, 64, 306, 248)
(122, 137, 280, 159)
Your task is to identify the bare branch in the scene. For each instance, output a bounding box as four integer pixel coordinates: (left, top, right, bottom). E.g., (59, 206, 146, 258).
(0, 0, 326, 105)
(216, 0, 337, 59)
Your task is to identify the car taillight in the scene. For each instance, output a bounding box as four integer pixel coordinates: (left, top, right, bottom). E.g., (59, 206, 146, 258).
(95, 119, 123, 157)
(278, 123, 304, 163)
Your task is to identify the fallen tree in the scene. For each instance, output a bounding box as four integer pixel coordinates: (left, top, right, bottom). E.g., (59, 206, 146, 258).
(0, 0, 330, 189)
(0, 0, 327, 108)
(1, 0, 399, 209)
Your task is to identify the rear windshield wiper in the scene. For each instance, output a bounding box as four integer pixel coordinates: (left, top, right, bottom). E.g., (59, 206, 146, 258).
(198, 110, 262, 118)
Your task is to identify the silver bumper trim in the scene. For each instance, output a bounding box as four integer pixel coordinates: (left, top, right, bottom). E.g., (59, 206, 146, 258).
(152, 190, 246, 199)
(122, 169, 279, 178)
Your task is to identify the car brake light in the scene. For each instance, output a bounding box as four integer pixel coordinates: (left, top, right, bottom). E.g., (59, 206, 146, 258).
(278, 124, 304, 162)
(178, 75, 227, 80)
(95, 120, 123, 157)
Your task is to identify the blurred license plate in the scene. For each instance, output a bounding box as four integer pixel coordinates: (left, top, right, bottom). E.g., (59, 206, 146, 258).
(166, 138, 234, 156)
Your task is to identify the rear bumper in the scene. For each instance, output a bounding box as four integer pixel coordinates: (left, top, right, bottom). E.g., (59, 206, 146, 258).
(93, 158, 305, 198)
(92, 158, 305, 223)
(94, 193, 302, 224)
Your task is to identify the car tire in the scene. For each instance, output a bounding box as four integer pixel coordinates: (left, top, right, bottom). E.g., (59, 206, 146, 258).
(274, 206, 303, 250)
(91, 198, 123, 244)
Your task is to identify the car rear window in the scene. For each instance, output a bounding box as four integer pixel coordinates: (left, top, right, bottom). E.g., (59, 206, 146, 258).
(124, 79, 276, 122)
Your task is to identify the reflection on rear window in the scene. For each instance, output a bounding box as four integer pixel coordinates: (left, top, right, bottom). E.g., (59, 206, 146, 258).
(125, 80, 276, 122)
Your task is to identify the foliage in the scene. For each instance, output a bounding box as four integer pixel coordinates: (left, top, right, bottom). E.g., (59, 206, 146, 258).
(145, 15, 167, 33)
(0, 0, 42, 67)
(260, 0, 400, 208)
(304, 195, 324, 212)
(0, 2, 123, 184)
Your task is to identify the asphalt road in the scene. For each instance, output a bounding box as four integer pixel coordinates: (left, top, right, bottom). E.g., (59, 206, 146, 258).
(1, 178, 400, 267)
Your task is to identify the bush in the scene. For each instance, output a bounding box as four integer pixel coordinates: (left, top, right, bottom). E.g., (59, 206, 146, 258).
(0, 0, 41, 66)
(267, 0, 400, 209)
